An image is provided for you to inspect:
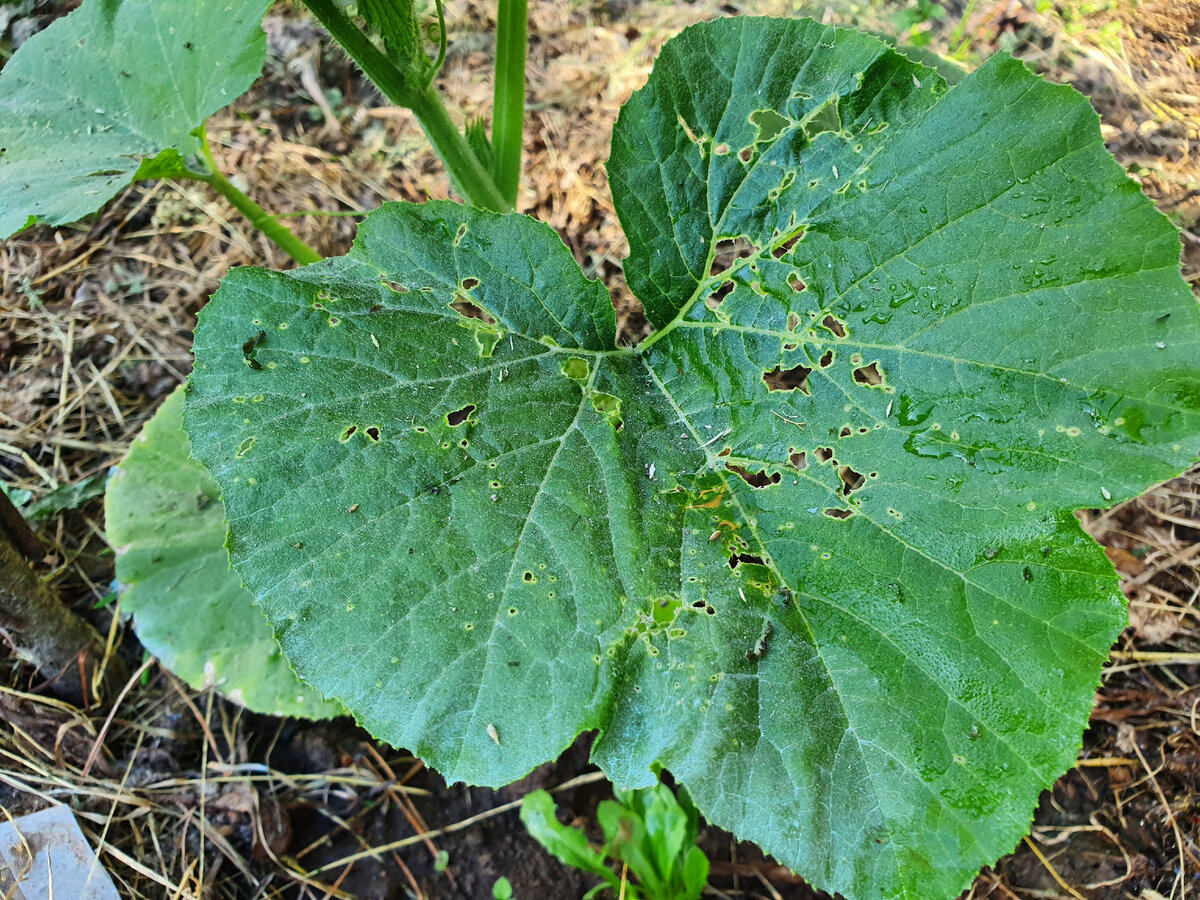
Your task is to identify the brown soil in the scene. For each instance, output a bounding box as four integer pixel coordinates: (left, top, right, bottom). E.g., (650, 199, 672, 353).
(1, 1, 1198, 898)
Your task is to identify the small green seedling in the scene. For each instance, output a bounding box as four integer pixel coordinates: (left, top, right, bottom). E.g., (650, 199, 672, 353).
(521, 779, 708, 900)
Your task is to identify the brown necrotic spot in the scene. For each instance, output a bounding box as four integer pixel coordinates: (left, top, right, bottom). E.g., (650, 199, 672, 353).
(461, 277, 480, 290)
(787, 273, 807, 292)
(446, 404, 475, 426)
(819, 351, 834, 368)
(786, 311, 801, 332)
(726, 463, 781, 489)
(853, 362, 883, 386)
(762, 364, 812, 393)
(738, 146, 753, 163)
(821, 315, 846, 338)
(824, 508, 854, 519)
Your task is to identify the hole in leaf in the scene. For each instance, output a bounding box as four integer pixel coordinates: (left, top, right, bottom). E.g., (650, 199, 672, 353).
(815, 447, 834, 463)
(839, 426, 852, 438)
(838, 466, 866, 495)
(461, 277, 480, 290)
(821, 315, 846, 338)
(451, 297, 497, 325)
(590, 391, 623, 430)
(382, 280, 409, 294)
(711, 238, 756, 277)
(366, 426, 381, 442)
(717, 447, 732, 458)
(804, 94, 842, 139)
(763, 364, 812, 394)
(772, 232, 803, 259)
(738, 146, 753, 163)
(853, 362, 883, 386)
(522, 571, 535, 582)
(726, 463, 781, 489)
(790, 451, 807, 470)
(824, 508, 854, 519)
(750, 107, 790, 142)
(446, 404, 475, 426)
(706, 281, 735, 309)
(729, 552, 766, 569)
(786, 311, 801, 332)
(713, 142, 731, 155)
(787, 273, 807, 292)
(454, 222, 468, 245)
(819, 350, 834, 367)
(339, 425, 358, 443)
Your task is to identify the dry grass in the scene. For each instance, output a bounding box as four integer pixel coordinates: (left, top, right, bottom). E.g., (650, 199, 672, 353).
(1, 0, 1199, 897)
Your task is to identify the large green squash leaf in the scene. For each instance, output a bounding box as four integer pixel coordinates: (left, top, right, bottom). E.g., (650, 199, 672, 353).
(184, 17, 1200, 900)
(0, 0, 270, 238)
(106, 387, 342, 719)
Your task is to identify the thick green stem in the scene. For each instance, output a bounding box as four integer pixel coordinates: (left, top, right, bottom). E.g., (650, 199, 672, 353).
(301, 0, 509, 213)
(408, 85, 510, 213)
(492, 0, 528, 207)
(190, 133, 322, 265)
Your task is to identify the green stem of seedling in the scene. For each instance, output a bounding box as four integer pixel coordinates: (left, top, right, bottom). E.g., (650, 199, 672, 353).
(188, 131, 323, 265)
(300, 0, 510, 213)
(492, 0, 528, 208)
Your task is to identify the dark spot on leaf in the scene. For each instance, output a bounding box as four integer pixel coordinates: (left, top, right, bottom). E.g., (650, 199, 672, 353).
(454, 222, 468, 245)
(461, 277, 480, 290)
(853, 362, 883, 386)
(822, 315, 847, 338)
(763, 364, 812, 393)
(508, 660, 520, 667)
(824, 508, 853, 520)
(819, 350, 834, 367)
(451, 297, 497, 325)
(522, 571, 534, 582)
(446, 404, 475, 426)
(838, 466, 865, 495)
(726, 463, 781, 489)
(840, 426, 852, 438)
(366, 427, 381, 442)
(183, 41, 193, 49)
(339, 425, 358, 443)
(717, 446, 731, 458)
(1023, 567, 1034, 582)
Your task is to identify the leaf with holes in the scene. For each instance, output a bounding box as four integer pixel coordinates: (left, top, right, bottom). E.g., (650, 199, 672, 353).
(106, 387, 342, 719)
(184, 17, 1200, 900)
(0, 0, 270, 238)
